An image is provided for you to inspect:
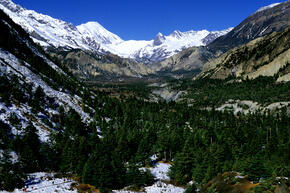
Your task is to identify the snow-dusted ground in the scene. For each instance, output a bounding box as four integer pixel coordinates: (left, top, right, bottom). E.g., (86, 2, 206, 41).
(0, 173, 77, 193)
(147, 163, 171, 181)
(0, 49, 91, 122)
(0, 150, 18, 163)
(0, 163, 185, 193)
(152, 89, 186, 102)
(0, 102, 51, 142)
(114, 162, 185, 193)
(145, 181, 184, 193)
(0, 48, 97, 141)
(216, 99, 290, 115)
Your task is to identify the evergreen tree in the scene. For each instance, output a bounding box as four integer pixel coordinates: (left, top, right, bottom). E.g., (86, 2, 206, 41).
(17, 123, 41, 172)
(0, 151, 26, 191)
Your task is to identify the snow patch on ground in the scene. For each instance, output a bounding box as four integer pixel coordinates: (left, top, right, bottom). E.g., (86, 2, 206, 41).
(0, 172, 77, 193)
(115, 162, 185, 193)
(145, 181, 184, 193)
(149, 163, 171, 181)
(0, 150, 18, 164)
(216, 99, 290, 115)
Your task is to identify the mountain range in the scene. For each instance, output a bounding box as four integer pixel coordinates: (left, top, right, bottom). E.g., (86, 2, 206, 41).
(0, 0, 232, 63)
(0, 0, 289, 82)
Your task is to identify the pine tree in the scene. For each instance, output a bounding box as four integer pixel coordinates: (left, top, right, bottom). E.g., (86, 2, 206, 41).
(18, 123, 41, 172)
(0, 151, 26, 191)
(30, 86, 45, 113)
(245, 155, 268, 182)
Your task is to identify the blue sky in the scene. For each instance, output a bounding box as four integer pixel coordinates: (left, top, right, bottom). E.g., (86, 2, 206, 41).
(13, 0, 283, 40)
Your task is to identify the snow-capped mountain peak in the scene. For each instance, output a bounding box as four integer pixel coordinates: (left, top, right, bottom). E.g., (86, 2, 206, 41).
(153, 32, 166, 46)
(170, 30, 183, 39)
(77, 21, 123, 45)
(0, 0, 232, 63)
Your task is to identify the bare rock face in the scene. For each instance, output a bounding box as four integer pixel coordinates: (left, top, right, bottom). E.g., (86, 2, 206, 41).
(158, 47, 214, 72)
(49, 49, 156, 81)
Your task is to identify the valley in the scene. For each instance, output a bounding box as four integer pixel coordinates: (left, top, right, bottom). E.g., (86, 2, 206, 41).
(0, 0, 290, 193)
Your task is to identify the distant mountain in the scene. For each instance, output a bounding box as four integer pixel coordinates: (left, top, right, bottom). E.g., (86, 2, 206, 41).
(208, 1, 290, 54)
(0, 0, 231, 63)
(130, 28, 232, 63)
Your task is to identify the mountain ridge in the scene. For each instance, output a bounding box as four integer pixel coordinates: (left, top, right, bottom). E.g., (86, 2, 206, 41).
(208, 0, 290, 54)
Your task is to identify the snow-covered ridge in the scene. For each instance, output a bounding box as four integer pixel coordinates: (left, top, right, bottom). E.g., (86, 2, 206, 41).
(0, 0, 232, 62)
(255, 2, 281, 13)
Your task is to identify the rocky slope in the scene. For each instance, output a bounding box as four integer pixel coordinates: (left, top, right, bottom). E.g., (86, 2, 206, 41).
(156, 46, 214, 75)
(48, 49, 154, 81)
(198, 26, 290, 81)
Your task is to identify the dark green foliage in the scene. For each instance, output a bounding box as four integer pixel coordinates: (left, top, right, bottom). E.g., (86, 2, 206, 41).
(0, 121, 11, 149)
(184, 183, 197, 193)
(0, 121, 26, 191)
(16, 123, 41, 172)
(0, 151, 26, 191)
(244, 155, 269, 182)
(125, 165, 154, 189)
(30, 86, 46, 113)
(170, 76, 290, 107)
(82, 149, 126, 190)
